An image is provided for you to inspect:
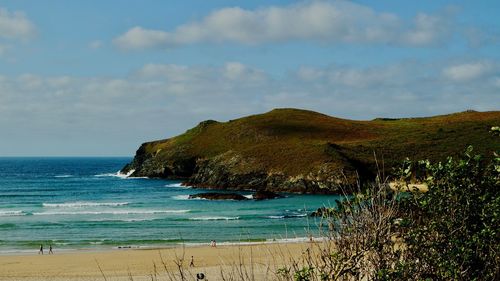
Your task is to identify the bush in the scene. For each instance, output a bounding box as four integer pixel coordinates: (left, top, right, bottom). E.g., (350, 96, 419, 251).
(397, 146, 500, 280)
(277, 179, 408, 281)
(281, 146, 500, 281)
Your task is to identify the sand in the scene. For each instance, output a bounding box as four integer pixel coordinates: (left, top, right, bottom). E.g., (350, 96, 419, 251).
(0, 242, 314, 281)
(389, 181, 428, 193)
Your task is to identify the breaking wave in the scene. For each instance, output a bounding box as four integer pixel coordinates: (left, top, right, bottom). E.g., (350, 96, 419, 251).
(164, 183, 187, 188)
(54, 175, 73, 178)
(189, 216, 240, 221)
(265, 214, 307, 219)
(33, 209, 191, 216)
(171, 195, 190, 200)
(43, 202, 130, 208)
(94, 169, 147, 179)
(0, 210, 26, 217)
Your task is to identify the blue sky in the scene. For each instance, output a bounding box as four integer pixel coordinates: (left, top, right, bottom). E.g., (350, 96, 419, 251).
(0, 0, 499, 156)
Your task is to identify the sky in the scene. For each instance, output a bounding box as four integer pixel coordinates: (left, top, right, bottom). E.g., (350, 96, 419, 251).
(0, 0, 499, 156)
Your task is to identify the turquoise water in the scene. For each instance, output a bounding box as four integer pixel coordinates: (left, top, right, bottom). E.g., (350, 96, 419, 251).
(0, 158, 340, 252)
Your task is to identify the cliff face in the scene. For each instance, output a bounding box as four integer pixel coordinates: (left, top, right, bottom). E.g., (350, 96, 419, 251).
(122, 145, 350, 193)
(187, 154, 348, 193)
(122, 108, 500, 193)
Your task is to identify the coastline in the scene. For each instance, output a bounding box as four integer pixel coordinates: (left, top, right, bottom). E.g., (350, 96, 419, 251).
(0, 236, 318, 256)
(0, 240, 315, 281)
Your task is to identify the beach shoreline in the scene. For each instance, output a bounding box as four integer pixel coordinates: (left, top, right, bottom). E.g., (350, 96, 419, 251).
(0, 240, 315, 281)
(0, 236, 319, 256)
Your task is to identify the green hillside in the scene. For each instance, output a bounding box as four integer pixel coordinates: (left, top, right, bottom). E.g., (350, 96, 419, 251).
(122, 108, 500, 193)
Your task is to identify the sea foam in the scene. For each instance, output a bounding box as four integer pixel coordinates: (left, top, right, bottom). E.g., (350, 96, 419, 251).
(165, 183, 185, 188)
(94, 169, 147, 179)
(171, 195, 190, 200)
(33, 209, 191, 216)
(265, 213, 307, 219)
(189, 216, 240, 221)
(54, 174, 73, 178)
(0, 210, 26, 217)
(43, 202, 130, 208)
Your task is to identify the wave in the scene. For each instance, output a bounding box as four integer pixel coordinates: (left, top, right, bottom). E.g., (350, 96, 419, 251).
(33, 209, 191, 216)
(184, 237, 323, 247)
(189, 216, 240, 221)
(164, 183, 187, 188)
(94, 169, 147, 179)
(54, 174, 73, 178)
(87, 217, 159, 222)
(265, 213, 307, 219)
(43, 201, 130, 208)
(171, 195, 210, 201)
(0, 210, 26, 217)
(171, 195, 190, 200)
(266, 215, 285, 219)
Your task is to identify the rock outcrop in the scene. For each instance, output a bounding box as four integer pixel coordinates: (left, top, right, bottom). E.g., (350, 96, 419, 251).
(252, 190, 283, 200)
(188, 192, 249, 201)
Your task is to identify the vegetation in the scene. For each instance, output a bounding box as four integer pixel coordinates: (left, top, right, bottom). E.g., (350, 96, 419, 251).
(277, 181, 406, 281)
(125, 108, 500, 191)
(395, 146, 500, 280)
(287, 147, 500, 280)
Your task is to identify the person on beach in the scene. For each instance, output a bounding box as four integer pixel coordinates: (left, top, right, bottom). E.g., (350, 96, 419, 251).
(190, 256, 195, 267)
(49, 244, 53, 254)
(38, 244, 43, 255)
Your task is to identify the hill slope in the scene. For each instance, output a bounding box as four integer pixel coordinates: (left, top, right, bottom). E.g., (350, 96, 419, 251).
(122, 108, 500, 193)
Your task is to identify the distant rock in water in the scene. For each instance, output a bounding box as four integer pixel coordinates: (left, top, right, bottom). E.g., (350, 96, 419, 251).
(253, 190, 283, 201)
(189, 192, 249, 201)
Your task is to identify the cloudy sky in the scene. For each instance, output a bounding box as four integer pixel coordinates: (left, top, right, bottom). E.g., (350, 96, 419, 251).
(1, 0, 499, 156)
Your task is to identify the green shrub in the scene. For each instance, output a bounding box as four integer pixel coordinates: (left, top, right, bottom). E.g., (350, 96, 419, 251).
(398, 146, 500, 280)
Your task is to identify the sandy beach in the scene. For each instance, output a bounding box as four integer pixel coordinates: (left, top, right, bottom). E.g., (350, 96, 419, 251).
(0, 242, 313, 281)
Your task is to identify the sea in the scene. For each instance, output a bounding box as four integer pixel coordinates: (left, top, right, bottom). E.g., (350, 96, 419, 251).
(0, 157, 341, 253)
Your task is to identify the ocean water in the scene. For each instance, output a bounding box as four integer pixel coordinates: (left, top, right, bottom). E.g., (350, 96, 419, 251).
(0, 157, 341, 253)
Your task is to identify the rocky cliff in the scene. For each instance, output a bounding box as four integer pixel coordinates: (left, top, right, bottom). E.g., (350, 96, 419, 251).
(122, 108, 500, 193)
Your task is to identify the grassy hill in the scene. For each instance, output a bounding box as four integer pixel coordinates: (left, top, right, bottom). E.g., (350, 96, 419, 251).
(122, 108, 500, 193)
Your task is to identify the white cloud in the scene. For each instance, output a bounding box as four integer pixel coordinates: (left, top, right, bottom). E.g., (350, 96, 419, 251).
(89, 40, 103, 49)
(403, 13, 451, 46)
(224, 62, 247, 79)
(114, 26, 170, 50)
(1, 59, 499, 155)
(114, 1, 453, 50)
(0, 7, 36, 39)
(0, 7, 36, 59)
(223, 62, 267, 82)
(462, 17, 500, 48)
(443, 62, 494, 81)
